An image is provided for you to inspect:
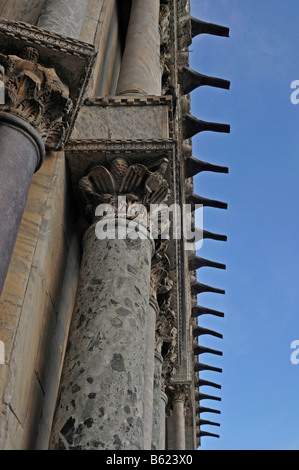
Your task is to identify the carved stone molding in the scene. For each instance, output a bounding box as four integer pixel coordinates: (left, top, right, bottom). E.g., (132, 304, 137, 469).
(151, 261, 173, 302)
(159, 1, 171, 94)
(155, 305, 176, 355)
(0, 47, 72, 150)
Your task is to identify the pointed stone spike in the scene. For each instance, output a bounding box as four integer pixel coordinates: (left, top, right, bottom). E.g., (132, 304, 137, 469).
(185, 157, 229, 179)
(194, 345, 223, 356)
(197, 431, 220, 438)
(195, 362, 222, 373)
(196, 378, 222, 389)
(193, 326, 223, 339)
(188, 255, 226, 271)
(191, 17, 230, 38)
(195, 392, 221, 402)
(192, 305, 225, 318)
(197, 406, 221, 415)
(180, 66, 230, 95)
(197, 419, 220, 427)
(184, 114, 230, 139)
(196, 228, 227, 242)
(191, 281, 225, 295)
(189, 194, 228, 210)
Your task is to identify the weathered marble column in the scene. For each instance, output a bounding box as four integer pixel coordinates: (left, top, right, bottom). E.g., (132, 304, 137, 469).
(0, 113, 45, 295)
(144, 298, 159, 449)
(50, 157, 170, 450)
(160, 391, 168, 449)
(116, 0, 161, 95)
(51, 219, 154, 450)
(0, 45, 73, 296)
(37, 0, 89, 39)
(171, 385, 187, 450)
(151, 351, 163, 450)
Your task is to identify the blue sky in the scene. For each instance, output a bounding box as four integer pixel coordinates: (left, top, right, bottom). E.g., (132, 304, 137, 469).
(190, 0, 299, 450)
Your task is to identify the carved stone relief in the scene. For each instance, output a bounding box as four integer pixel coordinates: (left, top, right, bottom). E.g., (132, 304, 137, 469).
(0, 46, 72, 150)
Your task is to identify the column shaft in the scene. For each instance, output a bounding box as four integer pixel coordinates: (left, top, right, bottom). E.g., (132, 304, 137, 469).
(37, 0, 89, 39)
(143, 299, 158, 449)
(116, 0, 161, 95)
(50, 220, 154, 450)
(0, 112, 44, 295)
(172, 400, 186, 450)
(151, 351, 163, 450)
(160, 391, 168, 450)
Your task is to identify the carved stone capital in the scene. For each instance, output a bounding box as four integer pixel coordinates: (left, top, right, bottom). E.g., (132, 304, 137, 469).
(168, 383, 189, 404)
(0, 47, 72, 150)
(78, 157, 170, 224)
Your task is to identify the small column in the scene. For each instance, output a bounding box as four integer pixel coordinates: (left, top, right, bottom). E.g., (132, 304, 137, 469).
(116, 0, 161, 96)
(37, 0, 89, 39)
(160, 391, 168, 450)
(170, 385, 188, 450)
(144, 298, 159, 450)
(173, 400, 185, 450)
(0, 113, 44, 295)
(151, 351, 163, 450)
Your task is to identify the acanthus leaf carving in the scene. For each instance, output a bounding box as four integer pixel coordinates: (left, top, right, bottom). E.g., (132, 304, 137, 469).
(0, 46, 73, 150)
(79, 157, 171, 225)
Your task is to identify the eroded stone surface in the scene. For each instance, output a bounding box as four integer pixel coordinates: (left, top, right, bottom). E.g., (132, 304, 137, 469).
(51, 222, 154, 450)
(37, 0, 89, 39)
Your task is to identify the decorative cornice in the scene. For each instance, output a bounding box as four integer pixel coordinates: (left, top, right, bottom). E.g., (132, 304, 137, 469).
(65, 138, 175, 155)
(85, 96, 173, 107)
(0, 18, 95, 58)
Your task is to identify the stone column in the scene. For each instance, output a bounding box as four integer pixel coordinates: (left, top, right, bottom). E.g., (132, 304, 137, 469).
(0, 113, 44, 295)
(37, 0, 89, 39)
(50, 219, 154, 450)
(0, 46, 73, 295)
(170, 385, 188, 450)
(160, 391, 168, 450)
(152, 351, 163, 450)
(144, 298, 159, 450)
(50, 157, 171, 450)
(151, 351, 163, 450)
(116, 0, 161, 96)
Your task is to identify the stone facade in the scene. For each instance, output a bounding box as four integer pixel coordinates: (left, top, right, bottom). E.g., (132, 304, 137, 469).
(0, 0, 229, 450)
